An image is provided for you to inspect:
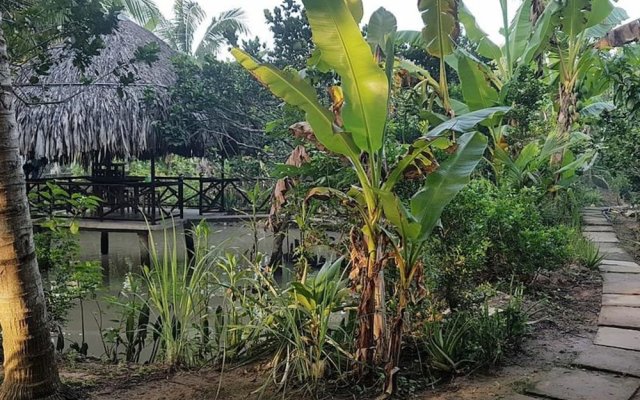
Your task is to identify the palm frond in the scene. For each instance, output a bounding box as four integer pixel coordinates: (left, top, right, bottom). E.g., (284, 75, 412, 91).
(172, 0, 205, 54)
(117, 0, 163, 30)
(195, 7, 248, 58)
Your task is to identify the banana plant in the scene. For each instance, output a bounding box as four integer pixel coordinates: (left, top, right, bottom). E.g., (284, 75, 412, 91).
(232, 0, 507, 393)
(491, 131, 596, 191)
(548, 0, 623, 145)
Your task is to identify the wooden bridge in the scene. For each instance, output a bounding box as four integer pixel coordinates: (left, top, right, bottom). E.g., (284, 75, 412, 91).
(27, 175, 273, 225)
(27, 175, 274, 264)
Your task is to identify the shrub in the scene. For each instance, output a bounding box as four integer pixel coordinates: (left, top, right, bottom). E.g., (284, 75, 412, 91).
(424, 179, 574, 307)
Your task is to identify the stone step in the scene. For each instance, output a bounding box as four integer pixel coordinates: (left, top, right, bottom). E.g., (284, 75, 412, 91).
(595, 327, 640, 351)
(601, 251, 637, 262)
(503, 395, 540, 400)
(597, 243, 628, 252)
(603, 295, 640, 307)
(600, 264, 640, 274)
(584, 231, 620, 243)
(583, 225, 615, 232)
(599, 306, 640, 329)
(526, 367, 640, 400)
(602, 260, 640, 268)
(603, 273, 640, 283)
(583, 217, 612, 226)
(573, 345, 640, 377)
(603, 280, 640, 295)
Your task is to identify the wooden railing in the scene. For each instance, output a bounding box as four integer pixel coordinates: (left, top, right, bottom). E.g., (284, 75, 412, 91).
(26, 176, 273, 224)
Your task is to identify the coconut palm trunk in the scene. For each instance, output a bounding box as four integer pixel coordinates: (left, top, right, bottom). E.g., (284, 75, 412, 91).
(0, 14, 62, 400)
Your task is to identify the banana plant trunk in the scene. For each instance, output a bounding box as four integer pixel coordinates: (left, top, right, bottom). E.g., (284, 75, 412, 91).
(354, 232, 388, 374)
(552, 83, 577, 165)
(0, 15, 62, 400)
(383, 287, 408, 396)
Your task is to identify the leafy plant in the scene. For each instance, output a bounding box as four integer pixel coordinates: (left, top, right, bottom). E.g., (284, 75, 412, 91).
(570, 232, 604, 269)
(97, 273, 153, 363)
(142, 223, 213, 367)
(232, 1, 506, 393)
(264, 258, 353, 393)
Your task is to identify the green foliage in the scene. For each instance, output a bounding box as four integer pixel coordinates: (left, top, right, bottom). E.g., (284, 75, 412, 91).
(4, 0, 120, 70)
(142, 223, 213, 367)
(263, 258, 354, 392)
(36, 230, 80, 326)
(421, 286, 527, 373)
(569, 231, 604, 270)
(98, 274, 153, 363)
(594, 108, 640, 194)
(264, 0, 313, 69)
(158, 56, 279, 158)
(157, 2, 247, 58)
(503, 66, 550, 145)
(33, 183, 102, 332)
(425, 179, 574, 307)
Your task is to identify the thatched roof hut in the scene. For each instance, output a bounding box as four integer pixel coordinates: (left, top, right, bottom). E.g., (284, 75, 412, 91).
(14, 17, 177, 165)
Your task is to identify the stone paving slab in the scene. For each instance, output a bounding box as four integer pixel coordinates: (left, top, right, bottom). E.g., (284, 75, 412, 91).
(603, 295, 640, 307)
(595, 327, 640, 351)
(599, 306, 640, 329)
(526, 368, 640, 400)
(600, 251, 637, 262)
(503, 395, 539, 400)
(600, 264, 640, 273)
(603, 273, 640, 282)
(602, 260, 640, 267)
(597, 243, 628, 252)
(583, 225, 616, 232)
(573, 345, 640, 377)
(584, 231, 620, 243)
(603, 280, 640, 295)
(583, 217, 612, 226)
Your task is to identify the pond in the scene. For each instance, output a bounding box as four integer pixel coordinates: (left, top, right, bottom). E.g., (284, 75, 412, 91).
(62, 221, 337, 359)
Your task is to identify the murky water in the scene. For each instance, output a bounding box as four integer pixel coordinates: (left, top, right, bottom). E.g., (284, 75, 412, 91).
(62, 222, 334, 358)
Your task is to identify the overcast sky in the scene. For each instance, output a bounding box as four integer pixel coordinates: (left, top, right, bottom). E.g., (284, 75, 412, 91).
(155, 0, 640, 59)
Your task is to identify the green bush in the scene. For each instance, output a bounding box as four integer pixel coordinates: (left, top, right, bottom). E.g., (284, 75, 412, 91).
(424, 179, 573, 307)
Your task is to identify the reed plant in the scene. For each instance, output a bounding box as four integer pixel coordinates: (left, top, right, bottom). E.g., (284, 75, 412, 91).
(142, 221, 214, 367)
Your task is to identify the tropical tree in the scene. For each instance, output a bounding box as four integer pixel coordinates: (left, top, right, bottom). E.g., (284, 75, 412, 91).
(264, 0, 312, 68)
(0, 1, 118, 398)
(233, 0, 508, 394)
(158, 1, 248, 59)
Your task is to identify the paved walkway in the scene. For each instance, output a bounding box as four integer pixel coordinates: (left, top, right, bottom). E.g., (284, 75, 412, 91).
(508, 207, 640, 400)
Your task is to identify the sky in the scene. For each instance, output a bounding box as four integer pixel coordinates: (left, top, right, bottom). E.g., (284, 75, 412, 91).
(155, 0, 640, 58)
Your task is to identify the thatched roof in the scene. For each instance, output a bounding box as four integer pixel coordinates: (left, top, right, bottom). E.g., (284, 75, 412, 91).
(14, 17, 178, 165)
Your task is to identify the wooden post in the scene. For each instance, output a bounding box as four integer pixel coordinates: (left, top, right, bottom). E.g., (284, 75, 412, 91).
(198, 174, 203, 216)
(137, 231, 151, 268)
(220, 157, 226, 212)
(150, 130, 157, 225)
(178, 175, 184, 219)
(100, 231, 109, 255)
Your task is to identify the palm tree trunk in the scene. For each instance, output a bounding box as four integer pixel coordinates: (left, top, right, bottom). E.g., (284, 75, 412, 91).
(0, 14, 62, 399)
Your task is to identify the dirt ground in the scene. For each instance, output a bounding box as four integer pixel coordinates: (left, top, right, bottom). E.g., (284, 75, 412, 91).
(611, 209, 640, 261)
(56, 261, 602, 400)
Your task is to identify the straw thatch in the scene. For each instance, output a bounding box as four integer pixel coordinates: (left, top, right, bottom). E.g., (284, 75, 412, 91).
(14, 17, 177, 165)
